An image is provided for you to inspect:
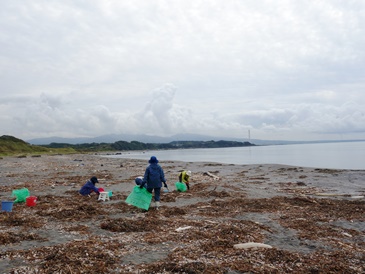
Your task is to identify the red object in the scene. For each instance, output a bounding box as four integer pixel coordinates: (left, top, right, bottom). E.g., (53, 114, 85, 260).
(26, 196, 37, 207)
(98, 188, 105, 192)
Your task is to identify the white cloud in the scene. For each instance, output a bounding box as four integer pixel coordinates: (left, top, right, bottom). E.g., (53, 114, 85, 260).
(1, 1, 365, 141)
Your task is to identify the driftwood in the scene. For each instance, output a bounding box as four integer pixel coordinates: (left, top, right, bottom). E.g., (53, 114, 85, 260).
(315, 193, 351, 197)
(234, 243, 273, 249)
(175, 226, 193, 232)
(203, 171, 220, 180)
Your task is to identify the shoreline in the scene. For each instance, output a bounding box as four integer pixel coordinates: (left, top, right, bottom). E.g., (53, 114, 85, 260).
(0, 153, 364, 273)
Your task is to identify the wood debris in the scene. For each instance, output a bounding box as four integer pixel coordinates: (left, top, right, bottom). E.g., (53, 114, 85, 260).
(203, 171, 220, 180)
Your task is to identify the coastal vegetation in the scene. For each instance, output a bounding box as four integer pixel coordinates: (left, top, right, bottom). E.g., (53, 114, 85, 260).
(0, 135, 255, 156)
(0, 135, 76, 156)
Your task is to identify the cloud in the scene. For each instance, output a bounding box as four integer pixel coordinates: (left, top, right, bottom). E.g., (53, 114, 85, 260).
(1, 1, 365, 141)
(1, 82, 365, 141)
(133, 83, 191, 135)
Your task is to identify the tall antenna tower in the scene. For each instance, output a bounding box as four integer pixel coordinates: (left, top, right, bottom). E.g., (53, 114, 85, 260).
(248, 129, 251, 141)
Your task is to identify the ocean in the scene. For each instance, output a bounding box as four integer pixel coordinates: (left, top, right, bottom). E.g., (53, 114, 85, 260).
(105, 141, 365, 170)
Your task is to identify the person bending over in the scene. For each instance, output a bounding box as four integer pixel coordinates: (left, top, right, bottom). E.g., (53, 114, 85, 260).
(179, 170, 192, 190)
(135, 176, 146, 188)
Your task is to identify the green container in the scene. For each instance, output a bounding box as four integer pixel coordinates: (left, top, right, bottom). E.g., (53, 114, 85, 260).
(11, 188, 30, 203)
(175, 182, 187, 192)
(125, 186, 153, 210)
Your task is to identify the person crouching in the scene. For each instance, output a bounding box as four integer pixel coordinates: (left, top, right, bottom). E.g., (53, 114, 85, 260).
(79, 176, 100, 198)
(179, 170, 192, 190)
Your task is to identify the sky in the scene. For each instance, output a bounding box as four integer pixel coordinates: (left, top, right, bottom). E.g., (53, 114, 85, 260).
(1, 0, 365, 142)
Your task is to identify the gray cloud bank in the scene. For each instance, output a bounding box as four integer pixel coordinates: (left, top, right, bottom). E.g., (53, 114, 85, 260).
(1, 1, 365, 141)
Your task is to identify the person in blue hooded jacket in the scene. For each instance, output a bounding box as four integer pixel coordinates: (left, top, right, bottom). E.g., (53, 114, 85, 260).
(139, 156, 167, 209)
(79, 176, 100, 197)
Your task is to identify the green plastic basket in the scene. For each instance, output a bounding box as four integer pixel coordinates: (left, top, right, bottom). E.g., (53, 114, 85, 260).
(175, 182, 187, 192)
(125, 186, 153, 210)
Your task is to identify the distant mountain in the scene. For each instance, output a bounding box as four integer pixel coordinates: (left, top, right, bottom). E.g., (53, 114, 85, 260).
(27, 133, 235, 145)
(26, 133, 365, 146)
(45, 139, 255, 152)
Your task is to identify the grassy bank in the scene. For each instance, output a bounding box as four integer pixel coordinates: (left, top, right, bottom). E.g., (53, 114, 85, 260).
(0, 135, 77, 157)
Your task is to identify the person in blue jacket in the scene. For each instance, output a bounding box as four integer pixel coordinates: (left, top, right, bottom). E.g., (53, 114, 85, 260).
(79, 176, 100, 197)
(139, 156, 167, 209)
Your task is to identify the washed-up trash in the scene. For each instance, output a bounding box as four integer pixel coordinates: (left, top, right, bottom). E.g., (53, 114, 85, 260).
(12, 188, 30, 203)
(98, 192, 110, 202)
(125, 186, 153, 210)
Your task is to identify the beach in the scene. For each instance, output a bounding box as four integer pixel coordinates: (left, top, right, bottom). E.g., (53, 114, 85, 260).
(0, 153, 364, 273)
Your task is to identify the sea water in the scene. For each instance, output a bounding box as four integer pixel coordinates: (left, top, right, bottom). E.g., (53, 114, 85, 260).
(106, 141, 365, 170)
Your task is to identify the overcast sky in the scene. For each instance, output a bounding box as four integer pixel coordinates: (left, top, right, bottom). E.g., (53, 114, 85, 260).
(1, 1, 365, 142)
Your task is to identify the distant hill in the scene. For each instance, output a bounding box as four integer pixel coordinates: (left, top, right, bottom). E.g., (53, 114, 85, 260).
(0, 135, 76, 156)
(26, 133, 365, 146)
(0, 135, 48, 155)
(2, 135, 255, 155)
(44, 139, 255, 152)
(27, 133, 289, 145)
(27, 133, 222, 145)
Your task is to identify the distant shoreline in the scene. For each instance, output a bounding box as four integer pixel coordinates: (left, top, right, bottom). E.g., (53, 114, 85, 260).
(100, 141, 365, 170)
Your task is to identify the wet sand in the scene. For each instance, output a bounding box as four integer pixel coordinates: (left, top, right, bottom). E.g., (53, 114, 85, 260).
(0, 153, 364, 273)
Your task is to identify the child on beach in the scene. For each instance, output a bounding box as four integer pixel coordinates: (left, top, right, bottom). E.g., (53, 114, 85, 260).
(179, 170, 192, 190)
(139, 156, 168, 209)
(79, 176, 100, 198)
